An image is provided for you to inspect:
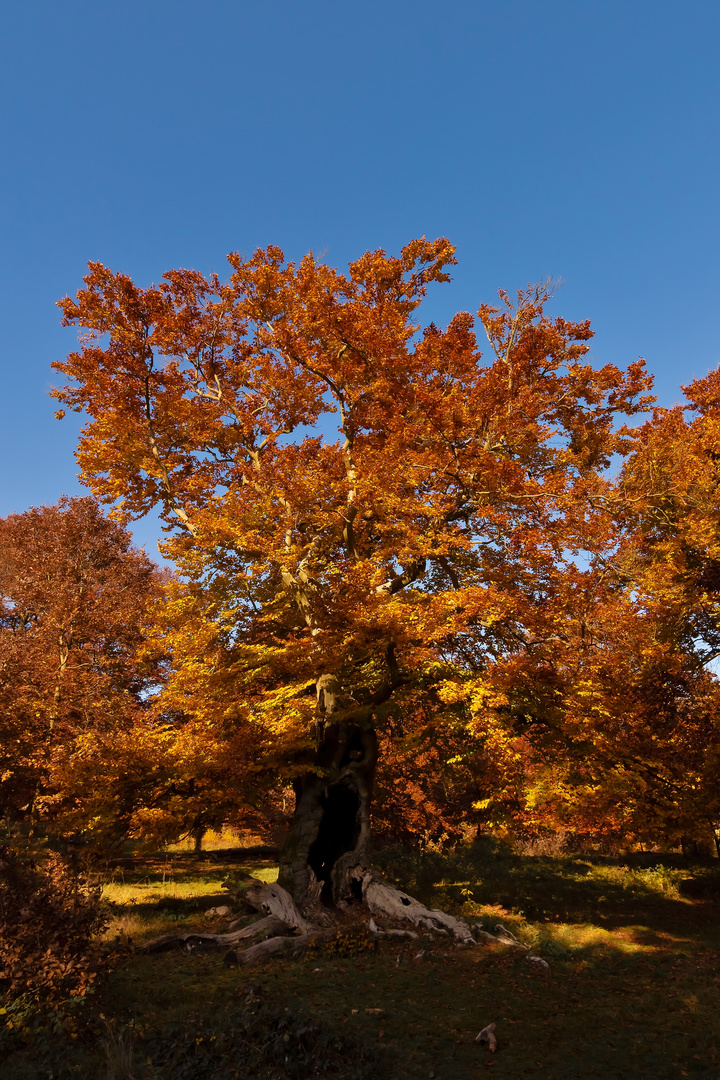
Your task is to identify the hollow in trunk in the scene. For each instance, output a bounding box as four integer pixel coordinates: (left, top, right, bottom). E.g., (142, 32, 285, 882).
(278, 720, 377, 905)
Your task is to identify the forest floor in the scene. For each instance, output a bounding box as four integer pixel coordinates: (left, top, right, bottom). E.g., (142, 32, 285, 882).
(3, 840, 720, 1079)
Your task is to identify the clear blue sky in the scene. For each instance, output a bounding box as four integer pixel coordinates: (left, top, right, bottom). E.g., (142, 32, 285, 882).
(2, 1, 718, 556)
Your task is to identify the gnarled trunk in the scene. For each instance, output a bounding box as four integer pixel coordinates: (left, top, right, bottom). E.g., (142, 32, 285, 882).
(278, 708, 377, 905)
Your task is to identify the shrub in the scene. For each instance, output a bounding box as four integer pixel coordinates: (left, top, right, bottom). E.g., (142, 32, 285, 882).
(0, 844, 109, 1005)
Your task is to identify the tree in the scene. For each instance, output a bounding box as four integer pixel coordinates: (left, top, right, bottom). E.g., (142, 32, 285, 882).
(483, 375, 720, 854)
(0, 497, 167, 846)
(53, 241, 653, 900)
(594, 372, 720, 850)
(502, 569, 720, 852)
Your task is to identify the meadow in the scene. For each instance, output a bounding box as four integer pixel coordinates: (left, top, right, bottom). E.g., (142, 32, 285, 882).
(2, 837, 719, 1080)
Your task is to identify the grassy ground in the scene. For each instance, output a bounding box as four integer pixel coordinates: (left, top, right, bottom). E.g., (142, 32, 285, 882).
(3, 842, 720, 1079)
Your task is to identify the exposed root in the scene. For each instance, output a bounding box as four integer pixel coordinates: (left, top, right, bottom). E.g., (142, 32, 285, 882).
(141, 914, 290, 954)
(141, 868, 479, 966)
(229, 934, 307, 966)
(245, 881, 313, 932)
(367, 917, 418, 940)
(353, 868, 474, 944)
(229, 928, 339, 967)
(471, 923, 528, 948)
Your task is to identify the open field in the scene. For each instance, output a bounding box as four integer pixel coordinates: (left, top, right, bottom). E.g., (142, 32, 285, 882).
(2, 843, 720, 1079)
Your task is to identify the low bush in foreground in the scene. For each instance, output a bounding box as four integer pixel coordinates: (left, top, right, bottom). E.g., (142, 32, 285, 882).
(0, 844, 109, 1006)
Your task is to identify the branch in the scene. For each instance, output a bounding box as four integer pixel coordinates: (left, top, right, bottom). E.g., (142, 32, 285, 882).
(142, 356, 198, 538)
(376, 558, 427, 596)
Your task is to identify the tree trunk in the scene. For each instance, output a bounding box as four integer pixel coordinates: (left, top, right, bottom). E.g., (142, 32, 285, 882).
(278, 715, 377, 906)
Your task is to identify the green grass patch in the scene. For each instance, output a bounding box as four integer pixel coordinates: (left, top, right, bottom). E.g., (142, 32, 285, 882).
(100, 851, 279, 945)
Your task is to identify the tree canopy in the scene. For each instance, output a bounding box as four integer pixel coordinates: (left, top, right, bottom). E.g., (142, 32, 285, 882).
(1, 236, 709, 863)
(0, 497, 166, 844)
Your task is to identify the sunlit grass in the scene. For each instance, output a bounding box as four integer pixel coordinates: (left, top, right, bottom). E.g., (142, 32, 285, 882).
(103, 879, 222, 905)
(100, 856, 279, 942)
(101, 911, 184, 943)
(409, 847, 697, 928)
(163, 826, 256, 852)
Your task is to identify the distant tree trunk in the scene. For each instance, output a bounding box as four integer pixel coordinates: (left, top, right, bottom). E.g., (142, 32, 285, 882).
(193, 826, 206, 853)
(278, 676, 378, 905)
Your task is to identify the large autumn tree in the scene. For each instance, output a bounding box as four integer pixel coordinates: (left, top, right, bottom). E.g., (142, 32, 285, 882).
(53, 240, 653, 899)
(0, 497, 167, 847)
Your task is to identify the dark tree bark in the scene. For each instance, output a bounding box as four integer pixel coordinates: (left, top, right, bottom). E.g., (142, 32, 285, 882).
(278, 720, 377, 904)
(278, 673, 379, 905)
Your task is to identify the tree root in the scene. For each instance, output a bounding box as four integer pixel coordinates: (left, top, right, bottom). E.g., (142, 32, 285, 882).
(228, 927, 340, 967)
(140, 914, 289, 954)
(471, 923, 528, 948)
(245, 880, 312, 932)
(141, 873, 479, 965)
(351, 868, 475, 944)
(368, 917, 418, 940)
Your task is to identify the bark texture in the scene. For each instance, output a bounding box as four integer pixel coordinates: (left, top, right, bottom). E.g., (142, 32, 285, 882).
(278, 675, 378, 904)
(244, 880, 311, 932)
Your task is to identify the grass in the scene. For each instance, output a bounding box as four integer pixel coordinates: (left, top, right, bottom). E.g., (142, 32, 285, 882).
(163, 826, 271, 853)
(3, 841, 720, 1079)
(100, 850, 279, 945)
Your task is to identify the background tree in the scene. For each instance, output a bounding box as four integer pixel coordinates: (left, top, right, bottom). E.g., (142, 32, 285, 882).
(477, 375, 720, 854)
(53, 241, 654, 899)
(498, 575, 720, 853)
(599, 371, 720, 850)
(0, 497, 167, 847)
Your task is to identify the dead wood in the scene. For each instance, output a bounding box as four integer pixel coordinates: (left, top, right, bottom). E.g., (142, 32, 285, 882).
(245, 880, 313, 932)
(231, 934, 306, 966)
(354, 869, 474, 944)
(140, 914, 289, 954)
(492, 923, 524, 945)
(142, 866, 479, 965)
(471, 923, 528, 948)
(475, 1022, 498, 1051)
(367, 917, 418, 940)
(231, 928, 339, 967)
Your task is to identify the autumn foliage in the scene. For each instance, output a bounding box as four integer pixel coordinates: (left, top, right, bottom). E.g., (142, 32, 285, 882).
(0, 497, 168, 845)
(1, 235, 715, 874)
(0, 844, 108, 1003)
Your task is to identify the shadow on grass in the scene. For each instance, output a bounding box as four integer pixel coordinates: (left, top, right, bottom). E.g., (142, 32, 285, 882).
(103, 893, 230, 921)
(103, 847, 279, 887)
(374, 844, 720, 945)
(6, 922, 719, 1080)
